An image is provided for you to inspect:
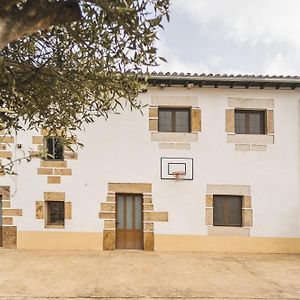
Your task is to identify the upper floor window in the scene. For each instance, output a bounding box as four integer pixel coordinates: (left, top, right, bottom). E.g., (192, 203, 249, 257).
(235, 110, 265, 134)
(45, 137, 64, 160)
(213, 195, 242, 227)
(158, 107, 191, 133)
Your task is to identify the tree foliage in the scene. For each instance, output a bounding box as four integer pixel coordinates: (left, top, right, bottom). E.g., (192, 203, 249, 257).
(0, 0, 170, 136)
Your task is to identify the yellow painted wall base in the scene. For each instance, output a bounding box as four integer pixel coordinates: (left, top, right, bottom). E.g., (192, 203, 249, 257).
(155, 235, 300, 253)
(18, 231, 103, 250)
(17, 232, 300, 253)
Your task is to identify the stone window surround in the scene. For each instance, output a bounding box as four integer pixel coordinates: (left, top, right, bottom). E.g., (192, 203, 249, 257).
(225, 97, 274, 151)
(205, 184, 253, 237)
(0, 186, 22, 248)
(31, 129, 78, 184)
(99, 183, 168, 251)
(149, 96, 201, 149)
(35, 192, 72, 228)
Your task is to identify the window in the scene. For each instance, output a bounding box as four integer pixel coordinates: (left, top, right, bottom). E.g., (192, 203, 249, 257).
(46, 201, 64, 226)
(235, 110, 266, 134)
(158, 108, 191, 132)
(45, 137, 64, 160)
(213, 195, 242, 227)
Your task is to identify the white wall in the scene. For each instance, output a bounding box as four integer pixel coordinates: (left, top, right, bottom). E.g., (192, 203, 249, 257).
(7, 86, 300, 238)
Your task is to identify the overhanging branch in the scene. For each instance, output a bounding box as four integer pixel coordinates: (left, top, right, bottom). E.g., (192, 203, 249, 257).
(0, 0, 82, 49)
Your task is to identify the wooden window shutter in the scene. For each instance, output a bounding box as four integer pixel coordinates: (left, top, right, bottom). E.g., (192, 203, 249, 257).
(225, 109, 235, 133)
(65, 202, 72, 219)
(266, 110, 274, 134)
(191, 108, 201, 132)
(35, 201, 44, 219)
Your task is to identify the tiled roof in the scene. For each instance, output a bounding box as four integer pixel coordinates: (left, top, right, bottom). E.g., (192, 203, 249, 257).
(145, 72, 300, 90)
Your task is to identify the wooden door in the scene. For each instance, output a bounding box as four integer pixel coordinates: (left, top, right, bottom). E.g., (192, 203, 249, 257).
(116, 194, 143, 249)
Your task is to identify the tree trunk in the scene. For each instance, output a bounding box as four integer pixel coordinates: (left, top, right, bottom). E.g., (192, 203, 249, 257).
(0, 0, 81, 49)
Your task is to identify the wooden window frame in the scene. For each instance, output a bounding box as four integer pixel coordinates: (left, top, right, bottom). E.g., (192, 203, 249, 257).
(235, 109, 266, 135)
(44, 137, 64, 161)
(45, 201, 65, 228)
(213, 195, 242, 227)
(158, 107, 191, 133)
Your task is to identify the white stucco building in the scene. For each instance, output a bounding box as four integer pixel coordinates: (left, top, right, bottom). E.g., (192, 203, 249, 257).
(1, 73, 300, 252)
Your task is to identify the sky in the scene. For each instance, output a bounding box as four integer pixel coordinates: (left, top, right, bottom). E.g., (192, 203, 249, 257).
(154, 0, 300, 76)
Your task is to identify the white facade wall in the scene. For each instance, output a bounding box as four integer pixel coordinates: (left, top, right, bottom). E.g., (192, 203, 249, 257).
(2, 86, 300, 244)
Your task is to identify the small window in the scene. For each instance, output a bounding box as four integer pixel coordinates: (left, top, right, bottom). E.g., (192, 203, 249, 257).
(213, 195, 242, 227)
(158, 108, 191, 132)
(45, 137, 64, 160)
(235, 110, 265, 134)
(46, 201, 64, 226)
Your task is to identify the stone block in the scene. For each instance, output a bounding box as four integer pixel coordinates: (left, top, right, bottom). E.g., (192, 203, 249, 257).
(0, 186, 10, 199)
(206, 195, 213, 207)
(144, 212, 168, 222)
(0, 136, 14, 143)
(36, 201, 44, 219)
(104, 220, 116, 230)
(37, 168, 53, 175)
(2, 226, 17, 249)
(251, 144, 267, 151)
(101, 203, 115, 212)
(267, 110, 274, 134)
(191, 108, 201, 132)
(108, 183, 152, 193)
(103, 230, 116, 250)
(41, 161, 67, 168)
(99, 212, 115, 219)
(64, 152, 78, 160)
(44, 192, 65, 201)
(0, 151, 12, 159)
(65, 202, 72, 219)
(47, 176, 61, 184)
(242, 209, 253, 227)
(205, 208, 213, 225)
(2, 209, 22, 216)
(243, 196, 252, 208)
(2, 217, 13, 225)
(32, 136, 44, 144)
(149, 119, 158, 131)
(159, 143, 174, 149)
(225, 109, 235, 133)
(149, 107, 158, 118)
(175, 143, 191, 150)
(235, 144, 250, 151)
(54, 168, 72, 176)
(144, 222, 154, 231)
(144, 232, 154, 251)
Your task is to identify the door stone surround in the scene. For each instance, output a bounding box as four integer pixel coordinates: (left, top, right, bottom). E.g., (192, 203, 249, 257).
(99, 183, 168, 251)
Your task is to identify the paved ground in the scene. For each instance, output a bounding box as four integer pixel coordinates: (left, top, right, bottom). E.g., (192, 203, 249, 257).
(0, 250, 299, 300)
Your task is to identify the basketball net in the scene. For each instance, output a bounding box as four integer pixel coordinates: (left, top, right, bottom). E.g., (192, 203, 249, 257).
(171, 171, 186, 181)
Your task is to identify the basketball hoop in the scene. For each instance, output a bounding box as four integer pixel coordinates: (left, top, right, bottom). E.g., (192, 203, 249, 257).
(171, 171, 186, 181)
